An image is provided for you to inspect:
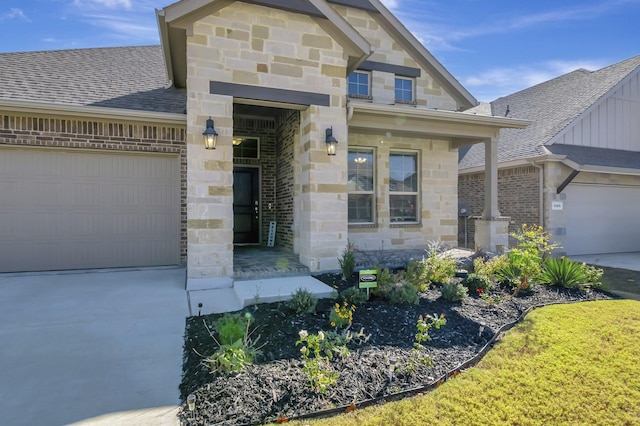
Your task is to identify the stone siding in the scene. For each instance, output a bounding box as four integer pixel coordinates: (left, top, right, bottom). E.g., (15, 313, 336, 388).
(347, 132, 459, 251)
(334, 6, 459, 110)
(0, 112, 188, 262)
(458, 165, 541, 248)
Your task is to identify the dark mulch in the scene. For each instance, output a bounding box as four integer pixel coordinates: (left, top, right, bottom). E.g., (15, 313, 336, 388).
(178, 274, 614, 425)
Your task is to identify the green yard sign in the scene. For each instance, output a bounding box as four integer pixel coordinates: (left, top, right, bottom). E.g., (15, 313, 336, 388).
(359, 269, 378, 289)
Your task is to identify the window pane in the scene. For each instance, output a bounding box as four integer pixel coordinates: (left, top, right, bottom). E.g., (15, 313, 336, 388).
(348, 194, 373, 223)
(395, 78, 413, 102)
(348, 72, 369, 96)
(389, 153, 417, 192)
(233, 137, 259, 159)
(348, 151, 374, 192)
(390, 195, 417, 222)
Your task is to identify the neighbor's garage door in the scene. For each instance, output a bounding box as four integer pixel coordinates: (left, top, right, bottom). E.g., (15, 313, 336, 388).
(564, 183, 640, 256)
(0, 148, 180, 273)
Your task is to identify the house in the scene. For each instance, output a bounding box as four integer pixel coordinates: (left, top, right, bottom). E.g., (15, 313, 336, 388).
(459, 55, 640, 256)
(0, 0, 528, 289)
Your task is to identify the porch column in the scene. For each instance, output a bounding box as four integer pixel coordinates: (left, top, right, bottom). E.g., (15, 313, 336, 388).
(296, 105, 348, 272)
(475, 137, 510, 253)
(186, 94, 235, 290)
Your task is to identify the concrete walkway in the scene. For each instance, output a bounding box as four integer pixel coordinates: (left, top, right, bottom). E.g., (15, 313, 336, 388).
(569, 252, 640, 272)
(0, 268, 188, 426)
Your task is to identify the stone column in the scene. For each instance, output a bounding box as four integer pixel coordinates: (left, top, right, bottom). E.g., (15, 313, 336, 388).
(475, 137, 510, 253)
(296, 105, 348, 272)
(186, 94, 235, 290)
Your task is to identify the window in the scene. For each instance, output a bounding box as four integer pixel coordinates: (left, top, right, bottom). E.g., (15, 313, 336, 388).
(348, 149, 375, 223)
(395, 77, 414, 103)
(348, 71, 371, 98)
(389, 152, 418, 222)
(233, 136, 259, 159)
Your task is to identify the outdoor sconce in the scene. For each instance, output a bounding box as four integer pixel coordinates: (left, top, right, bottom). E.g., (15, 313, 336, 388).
(202, 117, 219, 150)
(325, 127, 338, 156)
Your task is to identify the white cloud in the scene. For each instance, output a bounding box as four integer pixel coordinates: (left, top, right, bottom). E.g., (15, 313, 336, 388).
(73, 0, 133, 10)
(464, 59, 611, 101)
(0, 8, 31, 22)
(380, 0, 400, 10)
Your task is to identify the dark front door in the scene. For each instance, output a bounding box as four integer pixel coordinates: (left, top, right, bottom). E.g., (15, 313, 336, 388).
(233, 167, 260, 244)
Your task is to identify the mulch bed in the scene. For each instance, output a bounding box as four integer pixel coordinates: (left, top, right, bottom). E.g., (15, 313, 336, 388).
(178, 274, 614, 425)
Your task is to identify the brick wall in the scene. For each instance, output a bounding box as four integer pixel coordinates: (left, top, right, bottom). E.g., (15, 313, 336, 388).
(0, 112, 188, 262)
(275, 110, 298, 250)
(458, 165, 541, 248)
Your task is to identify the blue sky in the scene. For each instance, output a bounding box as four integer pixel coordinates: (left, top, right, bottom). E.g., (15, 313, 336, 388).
(1, 0, 639, 101)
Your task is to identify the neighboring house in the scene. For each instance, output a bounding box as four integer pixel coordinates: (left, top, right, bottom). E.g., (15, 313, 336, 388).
(459, 55, 640, 256)
(0, 0, 528, 288)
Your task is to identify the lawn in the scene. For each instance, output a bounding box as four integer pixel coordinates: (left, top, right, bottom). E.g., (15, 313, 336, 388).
(294, 300, 640, 426)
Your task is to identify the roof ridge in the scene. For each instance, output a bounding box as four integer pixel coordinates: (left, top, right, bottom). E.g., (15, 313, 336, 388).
(0, 44, 161, 56)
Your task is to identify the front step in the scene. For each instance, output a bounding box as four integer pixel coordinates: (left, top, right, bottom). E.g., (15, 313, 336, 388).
(187, 275, 334, 315)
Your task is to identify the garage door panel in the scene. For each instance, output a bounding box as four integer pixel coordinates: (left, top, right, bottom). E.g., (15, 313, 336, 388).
(0, 148, 180, 273)
(564, 184, 640, 255)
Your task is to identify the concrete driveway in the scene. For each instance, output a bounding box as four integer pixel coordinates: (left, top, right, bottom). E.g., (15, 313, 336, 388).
(0, 268, 188, 426)
(569, 252, 640, 272)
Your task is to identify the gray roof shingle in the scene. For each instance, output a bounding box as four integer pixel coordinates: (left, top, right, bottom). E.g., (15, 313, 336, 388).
(546, 144, 640, 170)
(459, 55, 640, 170)
(0, 45, 186, 115)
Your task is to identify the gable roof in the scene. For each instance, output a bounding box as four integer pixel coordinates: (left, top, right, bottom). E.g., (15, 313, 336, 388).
(459, 55, 640, 170)
(157, 0, 477, 108)
(0, 45, 186, 115)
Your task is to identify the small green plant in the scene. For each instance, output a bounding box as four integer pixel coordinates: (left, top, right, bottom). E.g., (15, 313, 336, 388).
(371, 267, 394, 299)
(406, 259, 429, 291)
(330, 301, 355, 328)
(505, 224, 559, 294)
(407, 241, 458, 291)
(287, 288, 318, 314)
(215, 313, 248, 345)
(389, 283, 420, 305)
(400, 313, 447, 376)
(201, 313, 263, 375)
(540, 257, 586, 289)
(440, 282, 468, 302)
(340, 286, 368, 305)
(582, 263, 606, 290)
(296, 329, 362, 393)
(476, 287, 505, 304)
(463, 272, 491, 293)
(338, 240, 356, 280)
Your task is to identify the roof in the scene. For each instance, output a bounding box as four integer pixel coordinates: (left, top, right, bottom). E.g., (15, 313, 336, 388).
(546, 144, 640, 171)
(459, 55, 640, 170)
(0, 45, 186, 115)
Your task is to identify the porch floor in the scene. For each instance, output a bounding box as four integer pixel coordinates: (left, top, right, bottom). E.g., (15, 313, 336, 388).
(233, 246, 310, 280)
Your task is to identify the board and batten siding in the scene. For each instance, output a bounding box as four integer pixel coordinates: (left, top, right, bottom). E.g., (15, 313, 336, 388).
(551, 70, 640, 151)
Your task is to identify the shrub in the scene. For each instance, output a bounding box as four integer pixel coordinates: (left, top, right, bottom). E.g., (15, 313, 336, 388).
(582, 263, 606, 290)
(371, 267, 395, 299)
(473, 255, 510, 282)
(505, 224, 559, 293)
(340, 286, 368, 305)
(330, 301, 355, 328)
(440, 282, 468, 302)
(389, 283, 420, 305)
(540, 257, 586, 289)
(338, 241, 356, 280)
(463, 273, 491, 293)
(406, 259, 429, 291)
(215, 313, 248, 345)
(203, 313, 263, 375)
(287, 288, 318, 315)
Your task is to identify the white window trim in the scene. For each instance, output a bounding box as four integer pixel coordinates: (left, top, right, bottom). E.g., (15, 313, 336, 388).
(348, 71, 372, 99)
(348, 147, 376, 224)
(394, 76, 415, 104)
(389, 150, 420, 224)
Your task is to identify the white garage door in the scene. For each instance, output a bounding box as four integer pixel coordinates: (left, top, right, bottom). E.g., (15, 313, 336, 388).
(564, 183, 640, 255)
(0, 148, 181, 273)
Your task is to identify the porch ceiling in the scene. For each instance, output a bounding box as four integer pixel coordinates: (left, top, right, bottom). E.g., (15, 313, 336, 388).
(347, 102, 530, 146)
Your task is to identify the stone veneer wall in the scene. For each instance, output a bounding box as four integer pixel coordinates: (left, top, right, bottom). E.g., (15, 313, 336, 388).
(0, 112, 188, 262)
(232, 114, 277, 245)
(347, 132, 459, 250)
(458, 165, 541, 248)
(275, 110, 298, 250)
(333, 5, 459, 110)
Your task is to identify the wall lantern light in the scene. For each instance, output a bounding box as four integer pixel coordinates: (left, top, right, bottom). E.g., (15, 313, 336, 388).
(325, 127, 338, 156)
(202, 117, 219, 150)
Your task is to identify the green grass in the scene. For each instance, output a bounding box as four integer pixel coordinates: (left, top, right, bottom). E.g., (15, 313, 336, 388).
(294, 300, 640, 426)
